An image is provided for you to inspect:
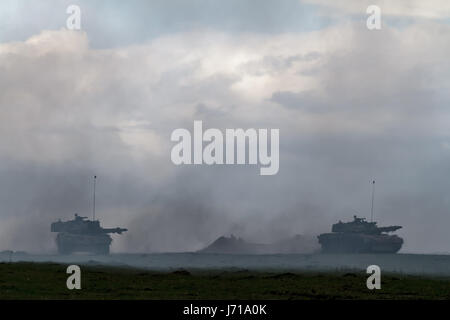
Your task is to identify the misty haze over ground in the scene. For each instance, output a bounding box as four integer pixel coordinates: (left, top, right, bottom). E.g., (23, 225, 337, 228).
(1, 1, 450, 255)
(2, 252, 450, 276)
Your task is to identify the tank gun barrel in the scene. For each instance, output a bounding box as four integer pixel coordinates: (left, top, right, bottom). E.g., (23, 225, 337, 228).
(377, 226, 402, 233)
(101, 227, 128, 234)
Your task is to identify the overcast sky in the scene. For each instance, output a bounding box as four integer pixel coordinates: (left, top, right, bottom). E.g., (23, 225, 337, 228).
(1, 0, 450, 253)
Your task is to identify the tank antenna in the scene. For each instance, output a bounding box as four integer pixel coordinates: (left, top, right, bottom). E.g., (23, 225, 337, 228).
(93, 175, 97, 221)
(370, 180, 375, 222)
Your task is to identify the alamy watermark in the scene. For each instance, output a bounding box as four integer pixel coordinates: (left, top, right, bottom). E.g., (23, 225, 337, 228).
(366, 5, 381, 30)
(66, 5, 81, 30)
(366, 265, 381, 289)
(171, 121, 279, 175)
(66, 265, 81, 290)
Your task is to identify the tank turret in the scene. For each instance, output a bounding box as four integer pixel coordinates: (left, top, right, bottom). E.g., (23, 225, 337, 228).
(331, 215, 402, 235)
(318, 216, 403, 253)
(51, 214, 127, 255)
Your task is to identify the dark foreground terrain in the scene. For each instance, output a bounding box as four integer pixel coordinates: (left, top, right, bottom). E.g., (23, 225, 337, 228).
(0, 262, 449, 299)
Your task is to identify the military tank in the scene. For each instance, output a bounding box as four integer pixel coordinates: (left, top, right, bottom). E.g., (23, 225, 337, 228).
(51, 214, 127, 254)
(318, 215, 403, 253)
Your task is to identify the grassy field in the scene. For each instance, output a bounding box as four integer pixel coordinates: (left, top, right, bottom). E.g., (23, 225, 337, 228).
(0, 262, 449, 299)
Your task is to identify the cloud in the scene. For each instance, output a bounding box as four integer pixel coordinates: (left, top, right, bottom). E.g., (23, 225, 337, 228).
(0, 0, 327, 47)
(303, 0, 450, 19)
(0, 16, 449, 254)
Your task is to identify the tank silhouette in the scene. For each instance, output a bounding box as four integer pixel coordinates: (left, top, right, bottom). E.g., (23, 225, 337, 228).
(318, 215, 403, 253)
(51, 214, 127, 254)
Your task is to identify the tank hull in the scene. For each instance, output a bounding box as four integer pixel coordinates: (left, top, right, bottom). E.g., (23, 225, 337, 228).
(56, 232, 112, 255)
(318, 233, 403, 253)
